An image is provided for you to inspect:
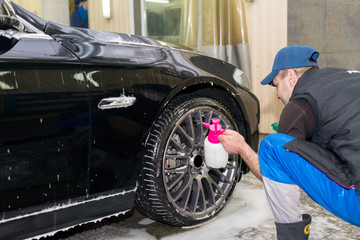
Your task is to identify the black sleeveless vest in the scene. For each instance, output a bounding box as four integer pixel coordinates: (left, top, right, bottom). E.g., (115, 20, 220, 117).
(284, 67, 360, 194)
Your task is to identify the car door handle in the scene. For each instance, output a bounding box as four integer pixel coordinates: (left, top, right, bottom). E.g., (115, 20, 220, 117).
(97, 96, 136, 110)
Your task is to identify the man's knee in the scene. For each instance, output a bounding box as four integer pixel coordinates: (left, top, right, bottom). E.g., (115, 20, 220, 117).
(259, 133, 295, 184)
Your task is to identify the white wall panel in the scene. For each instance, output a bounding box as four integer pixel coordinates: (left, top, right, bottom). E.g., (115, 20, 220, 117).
(43, 0, 70, 25)
(12, 0, 43, 17)
(245, 0, 287, 134)
(88, 0, 131, 33)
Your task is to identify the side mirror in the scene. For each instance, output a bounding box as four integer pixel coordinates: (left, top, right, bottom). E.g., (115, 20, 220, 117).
(0, 0, 24, 31)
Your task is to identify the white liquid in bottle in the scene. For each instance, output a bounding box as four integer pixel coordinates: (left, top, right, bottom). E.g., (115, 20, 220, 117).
(204, 136, 228, 168)
(203, 118, 228, 169)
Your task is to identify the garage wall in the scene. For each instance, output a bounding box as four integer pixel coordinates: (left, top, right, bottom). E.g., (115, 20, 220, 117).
(288, 0, 360, 71)
(245, 0, 287, 134)
(12, 0, 69, 26)
(88, 0, 132, 33)
(12, 0, 43, 17)
(42, 0, 70, 26)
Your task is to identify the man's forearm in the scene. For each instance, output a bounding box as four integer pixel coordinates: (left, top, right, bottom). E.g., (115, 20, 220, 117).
(239, 144, 262, 181)
(218, 129, 262, 181)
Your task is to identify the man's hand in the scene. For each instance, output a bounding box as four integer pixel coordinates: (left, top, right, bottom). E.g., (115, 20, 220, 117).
(217, 129, 245, 155)
(218, 129, 262, 181)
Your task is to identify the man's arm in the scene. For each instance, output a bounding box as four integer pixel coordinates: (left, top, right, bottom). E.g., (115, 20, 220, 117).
(218, 130, 262, 181)
(218, 99, 314, 182)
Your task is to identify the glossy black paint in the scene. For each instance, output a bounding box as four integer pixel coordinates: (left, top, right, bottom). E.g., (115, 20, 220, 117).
(0, 1, 259, 239)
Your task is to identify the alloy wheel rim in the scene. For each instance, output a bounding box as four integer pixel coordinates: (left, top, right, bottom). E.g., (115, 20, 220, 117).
(162, 107, 238, 218)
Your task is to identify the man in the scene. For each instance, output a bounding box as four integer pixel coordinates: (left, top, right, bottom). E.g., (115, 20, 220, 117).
(70, 0, 88, 28)
(218, 45, 360, 240)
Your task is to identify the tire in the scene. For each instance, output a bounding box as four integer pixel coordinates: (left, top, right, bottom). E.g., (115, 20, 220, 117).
(136, 95, 241, 226)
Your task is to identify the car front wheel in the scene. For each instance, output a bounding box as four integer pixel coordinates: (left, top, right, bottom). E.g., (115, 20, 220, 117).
(136, 95, 242, 226)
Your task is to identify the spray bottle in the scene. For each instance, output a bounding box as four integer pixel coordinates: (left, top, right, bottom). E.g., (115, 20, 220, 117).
(203, 118, 228, 168)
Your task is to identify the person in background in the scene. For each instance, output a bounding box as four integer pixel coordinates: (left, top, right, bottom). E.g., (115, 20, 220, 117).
(71, 0, 88, 28)
(218, 45, 360, 240)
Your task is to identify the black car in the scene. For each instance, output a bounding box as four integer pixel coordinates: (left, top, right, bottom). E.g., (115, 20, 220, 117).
(0, 0, 260, 239)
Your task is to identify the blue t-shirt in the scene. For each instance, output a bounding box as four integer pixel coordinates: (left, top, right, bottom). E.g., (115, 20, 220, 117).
(70, 6, 88, 28)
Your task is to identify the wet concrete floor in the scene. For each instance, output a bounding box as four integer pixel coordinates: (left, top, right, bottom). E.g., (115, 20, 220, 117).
(47, 171, 359, 240)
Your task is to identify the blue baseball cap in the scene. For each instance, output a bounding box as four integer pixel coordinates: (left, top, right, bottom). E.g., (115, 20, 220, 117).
(261, 45, 319, 86)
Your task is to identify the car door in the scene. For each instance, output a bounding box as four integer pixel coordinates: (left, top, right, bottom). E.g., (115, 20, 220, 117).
(0, 18, 90, 222)
(46, 29, 171, 195)
(80, 38, 172, 195)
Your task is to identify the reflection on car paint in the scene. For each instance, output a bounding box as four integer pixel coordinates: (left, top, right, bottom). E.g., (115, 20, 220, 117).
(0, 71, 16, 90)
(72, 70, 100, 87)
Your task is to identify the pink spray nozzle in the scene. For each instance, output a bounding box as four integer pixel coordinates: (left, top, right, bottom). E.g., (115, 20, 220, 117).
(203, 118, 225, 144)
